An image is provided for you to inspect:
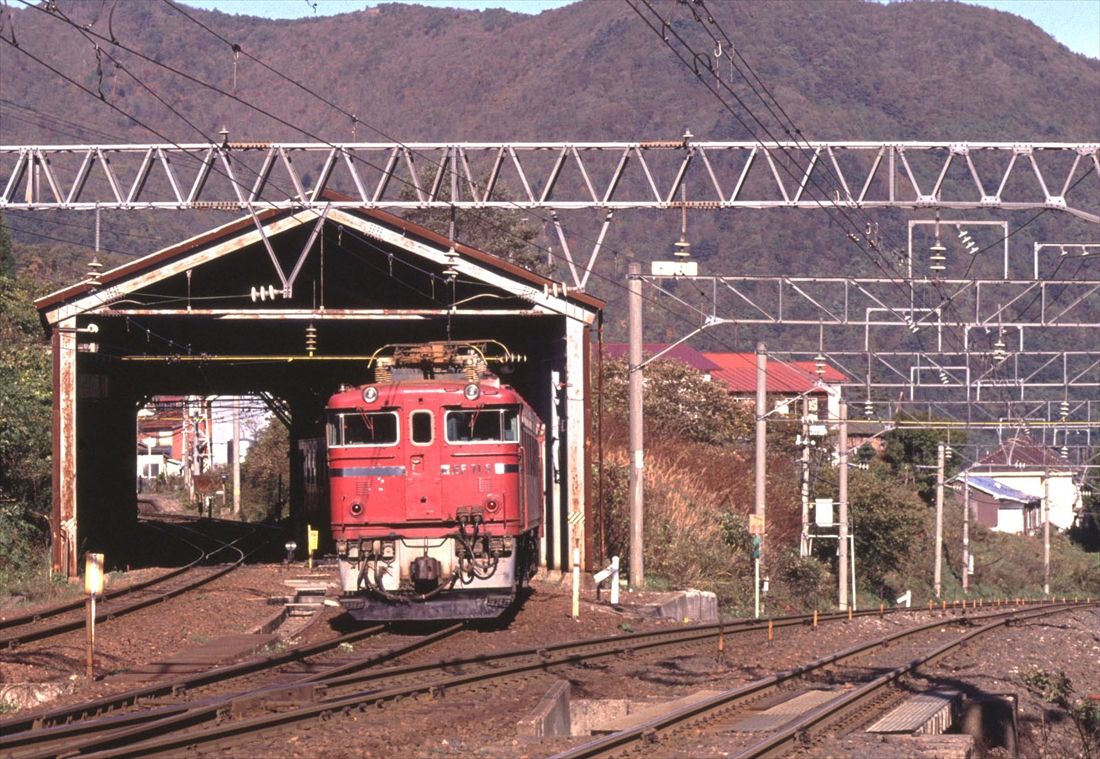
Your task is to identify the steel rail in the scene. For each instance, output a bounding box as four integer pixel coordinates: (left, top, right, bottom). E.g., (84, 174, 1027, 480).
(729, 604, 1083, 758)
(0, 522, 207, 634)
(0, 521, 259, 650)
(0, 623, 382, 737)
(548, 601, 1093, 758)
(28, 602, 1045, 758)
(0, 623, 463, 756)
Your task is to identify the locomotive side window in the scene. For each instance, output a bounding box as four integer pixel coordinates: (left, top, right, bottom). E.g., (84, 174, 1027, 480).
(444, 406, 520, 443)
(410, 410, 433, 445)
(329, 411, 399, 446)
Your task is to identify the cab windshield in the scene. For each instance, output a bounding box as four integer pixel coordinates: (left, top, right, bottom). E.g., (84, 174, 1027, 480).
(328, 410, 399, 447)
(444, 406, 520, 443)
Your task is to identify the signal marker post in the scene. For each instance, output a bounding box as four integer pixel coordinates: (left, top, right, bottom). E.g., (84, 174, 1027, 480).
(84, 552, 104, 679)
(749, 515, 764, 618)
(307, 525, 319, 570)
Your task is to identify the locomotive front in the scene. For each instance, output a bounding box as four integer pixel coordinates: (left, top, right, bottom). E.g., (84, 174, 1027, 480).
(328, 342, 544, 621)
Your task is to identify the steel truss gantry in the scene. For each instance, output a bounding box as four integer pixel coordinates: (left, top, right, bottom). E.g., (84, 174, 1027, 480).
(673, 275, 1100, 333)
(3, 140, 1098, 289)
(638, 271, 1100, 431)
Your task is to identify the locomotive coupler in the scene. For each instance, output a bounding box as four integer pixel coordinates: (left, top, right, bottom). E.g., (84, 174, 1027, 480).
(410, 555, 443, 585)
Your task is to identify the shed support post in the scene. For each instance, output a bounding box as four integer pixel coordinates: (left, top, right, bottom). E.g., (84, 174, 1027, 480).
(565, 317, 587, 570)
(52, 319, 79, 577)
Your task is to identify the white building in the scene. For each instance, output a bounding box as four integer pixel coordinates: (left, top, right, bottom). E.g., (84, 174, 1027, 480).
(964, 436, 1083, 532)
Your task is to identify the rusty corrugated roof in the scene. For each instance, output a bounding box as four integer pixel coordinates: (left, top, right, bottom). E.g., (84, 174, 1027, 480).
(35, 192, 604, 317)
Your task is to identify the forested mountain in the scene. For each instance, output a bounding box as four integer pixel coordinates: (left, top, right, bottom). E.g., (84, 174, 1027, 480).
(1, 0, 1097, 334)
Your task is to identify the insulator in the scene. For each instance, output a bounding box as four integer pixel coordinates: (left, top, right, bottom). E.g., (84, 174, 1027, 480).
(250, 285, 278, 302)
(945, 446, 953, 462)
(1059, 400, 1070, 419)
(939, 371, 950, 385)
(673, 236, 692, 258)
(814, 353, 826, 377)
(86, 256, 103, 284)
(863, 398, 874, 419)
(1060, 445, 1069, 459)
(442, 247, 460, 278)
(305, 323, 317, 357)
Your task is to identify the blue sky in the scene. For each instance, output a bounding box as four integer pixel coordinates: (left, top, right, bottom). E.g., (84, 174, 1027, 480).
(184, 0, 1100, 58)
(183, 0, 1100, 59)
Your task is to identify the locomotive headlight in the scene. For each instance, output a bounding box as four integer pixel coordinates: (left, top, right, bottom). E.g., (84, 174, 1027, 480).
(350, 502, 363, 516)
(463, 383, 481, 401)
(362, 386, 379, 404)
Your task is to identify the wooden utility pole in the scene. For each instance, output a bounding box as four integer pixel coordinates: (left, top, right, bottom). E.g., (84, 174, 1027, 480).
(838, 401, 849, 611)
(627, 262, 644, 590)
(934, 442, 945, 599)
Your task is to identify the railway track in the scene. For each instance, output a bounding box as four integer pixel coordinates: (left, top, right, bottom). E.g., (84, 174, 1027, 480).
(0, 518, 264, 651)
(0, 600, 1047, 758)
(0, 622, 463, 758)
(549, 599, 1096, 758)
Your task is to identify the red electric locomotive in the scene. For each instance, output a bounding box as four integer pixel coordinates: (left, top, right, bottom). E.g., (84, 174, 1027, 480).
(328, 342, 544, 621)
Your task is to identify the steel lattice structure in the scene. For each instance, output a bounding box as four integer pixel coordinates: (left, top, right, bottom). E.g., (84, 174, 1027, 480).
(3, 140, 1098, 289)
(639, 270, 1100, 446)
(5, 139, 1098, 441)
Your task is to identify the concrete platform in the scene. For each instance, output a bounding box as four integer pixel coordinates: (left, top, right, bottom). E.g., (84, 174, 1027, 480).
(591, 690, 723, 734)
(867, 690, 960, 735)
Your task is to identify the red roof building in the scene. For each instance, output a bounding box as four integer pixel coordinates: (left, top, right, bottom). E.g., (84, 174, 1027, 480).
(600, 344, 848, 421)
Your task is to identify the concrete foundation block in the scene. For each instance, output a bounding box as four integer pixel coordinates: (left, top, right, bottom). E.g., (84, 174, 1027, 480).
(516, 679, 571, 737)
(620, 588, 719, 622)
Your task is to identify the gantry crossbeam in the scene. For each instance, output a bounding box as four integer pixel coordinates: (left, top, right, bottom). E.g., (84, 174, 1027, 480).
(2, 141, 1096, 218)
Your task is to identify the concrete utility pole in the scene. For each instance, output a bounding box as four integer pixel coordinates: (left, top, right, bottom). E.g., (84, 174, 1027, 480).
(934, 442, 945, 599)
(627, 262, 644, 590)
(232, 397, 241, 517)
(962, 476, 970, 594)
(800, 398, 811, 557)
(1043, 471, 1050, 595)
(838, 401, 849, 611)
(752, 345, 770, 550)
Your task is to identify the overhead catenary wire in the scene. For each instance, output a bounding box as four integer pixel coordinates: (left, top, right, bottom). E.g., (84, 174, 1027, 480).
(6, 0, 1091, 426)
(5, 1, 796, 372)
(626, 0, 1097, 430)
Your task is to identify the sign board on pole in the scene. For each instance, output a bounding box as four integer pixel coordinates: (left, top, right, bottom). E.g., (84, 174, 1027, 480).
(748, 514, 765, 535)
(650, 260, 699, 277)
(84, 553, 105, 595)
(814, 498, 835, 527)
